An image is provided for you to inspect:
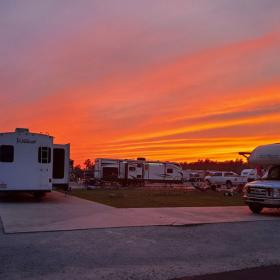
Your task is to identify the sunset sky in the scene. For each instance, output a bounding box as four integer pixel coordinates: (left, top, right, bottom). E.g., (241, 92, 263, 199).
(1, 0, 280, 165)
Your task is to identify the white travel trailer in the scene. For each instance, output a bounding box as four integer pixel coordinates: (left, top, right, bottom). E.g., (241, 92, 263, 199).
(94, 158, 183, 184)
(142, 161, 182, 182)
(124, 159, 182, 182)
(243, 143, 280, 213)
(0, 128, 70, 197)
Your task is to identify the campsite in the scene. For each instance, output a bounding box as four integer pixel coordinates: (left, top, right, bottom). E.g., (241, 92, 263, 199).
(2, 1, 280, 279)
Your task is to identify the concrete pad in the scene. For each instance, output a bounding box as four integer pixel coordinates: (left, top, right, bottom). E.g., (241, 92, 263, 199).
(0, 191, 279, 233)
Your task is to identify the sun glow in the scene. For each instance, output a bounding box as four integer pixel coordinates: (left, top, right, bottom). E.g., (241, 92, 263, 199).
(1, 2, 280, 165)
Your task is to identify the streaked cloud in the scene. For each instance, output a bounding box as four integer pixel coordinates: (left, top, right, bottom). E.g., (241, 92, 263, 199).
(0, 0, 280, 164)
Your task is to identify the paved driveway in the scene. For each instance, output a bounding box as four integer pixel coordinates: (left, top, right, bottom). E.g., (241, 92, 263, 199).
(1, 221, 280, 280)
(0, 192, 279, 233)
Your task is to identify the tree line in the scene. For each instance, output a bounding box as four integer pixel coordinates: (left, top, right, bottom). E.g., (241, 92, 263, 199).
(180, 159, 250, 174)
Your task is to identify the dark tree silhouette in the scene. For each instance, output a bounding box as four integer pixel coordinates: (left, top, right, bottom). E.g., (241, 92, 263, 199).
(180, 159, 251, 174)
(84, 159, 94, 170)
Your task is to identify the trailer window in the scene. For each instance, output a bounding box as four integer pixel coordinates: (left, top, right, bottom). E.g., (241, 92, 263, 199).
(224, 172, 234, 177)
(129, 166, 136, 172)
(0, 145, 14, 162)
(38, 147, 51, 163)
(167, 168, 173, 174)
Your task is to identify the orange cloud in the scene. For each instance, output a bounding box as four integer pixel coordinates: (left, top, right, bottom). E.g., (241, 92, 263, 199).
(2, 30, 280, 165)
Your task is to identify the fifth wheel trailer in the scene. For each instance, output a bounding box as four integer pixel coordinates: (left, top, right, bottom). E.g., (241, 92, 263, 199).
(0, 128, 70, 197)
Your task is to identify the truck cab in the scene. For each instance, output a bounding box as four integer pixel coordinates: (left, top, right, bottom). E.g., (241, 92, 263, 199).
(244, 165, 280, 213)
(243, 143, 280, 214)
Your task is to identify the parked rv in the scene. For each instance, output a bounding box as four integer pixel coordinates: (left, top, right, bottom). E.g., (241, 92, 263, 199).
(0, 128, 70, 197)
(94, 158, 183, 185)
(243, 143, 280, 214)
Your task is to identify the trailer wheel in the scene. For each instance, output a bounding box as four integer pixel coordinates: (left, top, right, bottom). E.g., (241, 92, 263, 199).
(248, 204, 263, 214)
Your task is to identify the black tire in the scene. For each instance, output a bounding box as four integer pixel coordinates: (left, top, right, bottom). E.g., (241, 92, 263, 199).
(248, 204, 263, 214)
(33, 192, 46, 200)
(226, 181, 233, 189)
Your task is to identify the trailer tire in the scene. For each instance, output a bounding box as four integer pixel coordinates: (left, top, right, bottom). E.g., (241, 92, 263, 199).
(33, 192, 46, 200)
(248, 204, 263, 214)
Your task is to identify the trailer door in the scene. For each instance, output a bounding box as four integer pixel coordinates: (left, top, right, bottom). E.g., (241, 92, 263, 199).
(38, 146, 52, 188)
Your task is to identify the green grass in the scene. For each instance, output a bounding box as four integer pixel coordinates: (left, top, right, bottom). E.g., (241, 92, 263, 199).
(66, 188, 245, 208)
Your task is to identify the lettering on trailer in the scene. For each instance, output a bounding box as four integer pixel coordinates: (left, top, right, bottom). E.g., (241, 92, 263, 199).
(16, 138, 37, 144)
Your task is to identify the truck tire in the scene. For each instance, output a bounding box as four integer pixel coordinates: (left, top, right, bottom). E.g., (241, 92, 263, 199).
(226, 181, 233, 189)
(248, 204, 263, 214)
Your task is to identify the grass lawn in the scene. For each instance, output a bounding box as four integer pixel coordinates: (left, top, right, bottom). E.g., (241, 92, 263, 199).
(66, 188, 245, 208)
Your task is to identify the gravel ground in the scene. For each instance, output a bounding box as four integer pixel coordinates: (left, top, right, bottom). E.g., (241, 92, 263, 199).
(174, 265, 280, 280)
(1, 221, 280, 280)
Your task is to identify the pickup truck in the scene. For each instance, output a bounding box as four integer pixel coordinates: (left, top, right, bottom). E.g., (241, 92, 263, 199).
(205, 171, 248, 189)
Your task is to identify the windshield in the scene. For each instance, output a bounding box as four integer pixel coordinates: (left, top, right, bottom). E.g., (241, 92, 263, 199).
(212, 172, 222, 176)
(264, 166, 280, 180)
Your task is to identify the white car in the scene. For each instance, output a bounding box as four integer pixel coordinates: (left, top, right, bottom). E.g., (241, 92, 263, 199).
(241, 169, 259, 182)
(205, 171, 247, 189)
